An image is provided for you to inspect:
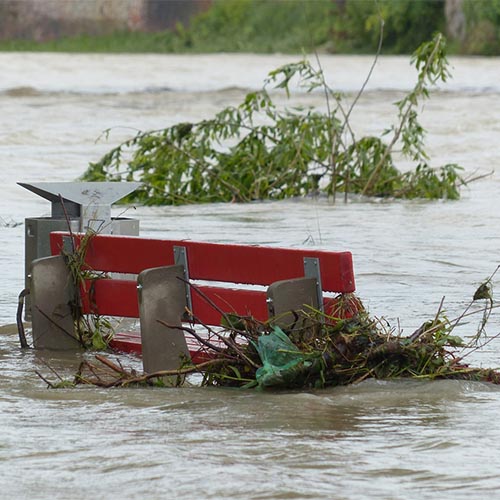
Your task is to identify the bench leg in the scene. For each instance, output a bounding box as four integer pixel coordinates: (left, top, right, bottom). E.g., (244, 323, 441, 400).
(138, 265, 190, 376)
(267, 277, 319, 332)
(30, 255, 80, 349)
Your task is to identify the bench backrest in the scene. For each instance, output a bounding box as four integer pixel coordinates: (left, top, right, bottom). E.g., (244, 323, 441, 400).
(50, 231, 356, 325)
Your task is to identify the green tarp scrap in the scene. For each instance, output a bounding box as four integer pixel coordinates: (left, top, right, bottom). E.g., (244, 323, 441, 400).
(254, 326, 320, 389)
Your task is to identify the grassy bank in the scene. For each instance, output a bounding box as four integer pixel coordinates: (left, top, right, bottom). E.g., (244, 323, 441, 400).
(0, 0, 444, 55)
(0, 31, 170, 53)
(1, 0, 499, 55)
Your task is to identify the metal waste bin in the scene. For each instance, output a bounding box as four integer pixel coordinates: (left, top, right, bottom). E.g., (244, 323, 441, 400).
(19, 181, 141, 320)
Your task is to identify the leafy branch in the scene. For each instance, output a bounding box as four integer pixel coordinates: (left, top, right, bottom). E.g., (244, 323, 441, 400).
(83, 33, 467, 204)
(362, 32, 450, 195)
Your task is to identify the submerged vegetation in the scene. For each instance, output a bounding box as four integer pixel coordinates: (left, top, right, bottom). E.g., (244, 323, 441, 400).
(83, 33, 467, 205)
(64, 230, 114, 350)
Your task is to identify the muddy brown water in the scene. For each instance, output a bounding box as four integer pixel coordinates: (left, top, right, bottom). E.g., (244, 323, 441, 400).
(1, 53, 500, 499)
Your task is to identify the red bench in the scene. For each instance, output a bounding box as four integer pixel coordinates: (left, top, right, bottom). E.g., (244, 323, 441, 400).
(30, 231, 356, 372)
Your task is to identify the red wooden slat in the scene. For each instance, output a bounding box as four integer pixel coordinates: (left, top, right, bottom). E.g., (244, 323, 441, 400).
(80, 279, 269, 323)
(50, 232, 175, 275)
(186, 242, 355, 293)
(50, 232, 355, 292)
(80, 280, 352, 322)
(84, 285, 350, 324)
(109, 333, 141, 354)
(81, 279, 139, 317)
(190, 286, 269, 324)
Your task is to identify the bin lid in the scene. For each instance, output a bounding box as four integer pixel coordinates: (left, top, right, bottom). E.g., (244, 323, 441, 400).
(18, 182, 141, 207)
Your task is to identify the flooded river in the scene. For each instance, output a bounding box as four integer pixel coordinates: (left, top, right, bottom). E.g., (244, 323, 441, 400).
(1, 52, 500, 499)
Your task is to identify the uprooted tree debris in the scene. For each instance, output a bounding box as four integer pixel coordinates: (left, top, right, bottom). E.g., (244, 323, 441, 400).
(37, 267, 500, 391)
(82, 33, 482, 205)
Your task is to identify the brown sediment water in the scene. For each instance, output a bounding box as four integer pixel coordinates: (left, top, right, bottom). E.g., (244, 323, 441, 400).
(1, 52, 500, 499)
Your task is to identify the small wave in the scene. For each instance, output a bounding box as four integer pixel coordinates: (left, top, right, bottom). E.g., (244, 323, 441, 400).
(1, 85, 236, 97)
(1, 86, 121, 97)
(3, 86, 42, 97)
(140, 85, 173, 94)
(3, 83, 498, 98)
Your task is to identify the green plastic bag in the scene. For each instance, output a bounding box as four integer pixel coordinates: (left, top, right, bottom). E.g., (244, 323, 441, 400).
(254, 326, 312, 388)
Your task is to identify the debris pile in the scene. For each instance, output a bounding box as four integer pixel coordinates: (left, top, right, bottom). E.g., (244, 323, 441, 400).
(41, 271, 500, 391)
